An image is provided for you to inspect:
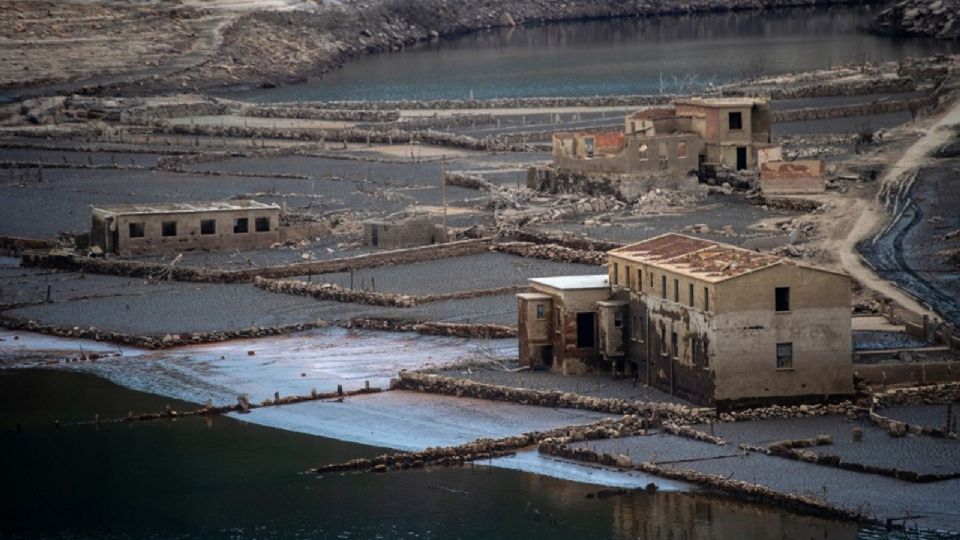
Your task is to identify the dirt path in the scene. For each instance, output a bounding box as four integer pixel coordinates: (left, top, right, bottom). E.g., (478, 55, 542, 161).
(836, 99, 960, 319)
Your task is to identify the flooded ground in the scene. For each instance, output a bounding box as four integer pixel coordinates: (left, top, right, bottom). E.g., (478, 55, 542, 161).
(0, 367, 869, 540)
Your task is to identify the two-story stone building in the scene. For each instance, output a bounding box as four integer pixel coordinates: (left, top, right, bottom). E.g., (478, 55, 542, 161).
(551, 97, 773, 178)
(517, 233, 854, 407)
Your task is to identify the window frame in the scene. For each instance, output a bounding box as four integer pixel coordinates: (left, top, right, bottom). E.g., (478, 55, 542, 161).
(200, 219, 216, 236)
(775, 287, 791, 312)
(255, 216, 270, 233)
(776, 342, 794, 370)
(535, 303, 545, 320)
(234, 217, 249, 234)
(160, 221, 177, 237)
(128, 222, 145, 239)
(728, 111, 743, 131)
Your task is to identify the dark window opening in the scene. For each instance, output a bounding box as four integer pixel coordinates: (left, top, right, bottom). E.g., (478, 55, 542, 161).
(535, 304, 545, 320)
(612, 263, 619, 286)
(661, 275, 667, 299)
(671, 331, 679, 359)
(638, 269, 643, 291)
(704, 286, 710, 311)
(234, 218, 249, 234)
(649, 271, 654, 288)
(200, 219, 216, 235)
(689, 283, 695, 306)
(729, 111, 743, 130)
(776, 342, 793, 369)
(614, 311, 623, 328)
(576, 312, 596, 349)
(255, 217, 270, 232)
(775, 287, 791, 312)
(660, 326, 667, 355)
(736, 146, 748, 170)
(673, 279, 679, 302)
(128, 222, 145, 238)
(161, 221, 177, 237)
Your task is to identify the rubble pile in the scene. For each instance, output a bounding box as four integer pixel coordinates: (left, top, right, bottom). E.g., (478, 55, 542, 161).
(871, 0, 960, 38)
(444, 172, 495, 191)
(631, 189, 706, 216)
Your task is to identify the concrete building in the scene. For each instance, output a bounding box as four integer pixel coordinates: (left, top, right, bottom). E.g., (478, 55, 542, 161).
(362, 211, 446, 250)
(90, 200, 281, 256)
(517, 233, 853, 407)
(551, 97, 773, 177)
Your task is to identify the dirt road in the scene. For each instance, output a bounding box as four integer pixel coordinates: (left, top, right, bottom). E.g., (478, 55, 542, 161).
(837, 98, 960, 320)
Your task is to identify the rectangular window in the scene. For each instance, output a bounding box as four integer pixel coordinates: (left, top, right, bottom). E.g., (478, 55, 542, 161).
(660, 327, 667, 355)
(677, 141, 687, 159)
(614, 311, 623, 328)
(729, 111, 743, 130)
(776, 342, 794, 369)
(649, 271, 654, 288)
(704, 286, 710, 311)
(200, 219, 216, 235)
(128, 222, 145, 238)
(671, 331, 679, 359)
(626, 266, 632, 289)
(689, 283, 695, 306)
(638, 143, 649, 161)
(584, 137, 595, 158)
(234, 218, 249, 234)
(775, 287, 791, 312)
(535, 304, 545, 320)
(673, 279, 679, 302)
(161, 221, 177, 237)
(255, 217, 270, 232)
(661, 275, 667, 299)
(637, 269, 643, 291)
(632, 314, 644, 343)
(612, 263, 619, 286)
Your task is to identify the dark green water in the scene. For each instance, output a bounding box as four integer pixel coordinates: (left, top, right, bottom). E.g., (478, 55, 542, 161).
(230, 5, 960, 103)
(0, 369, 862, 539)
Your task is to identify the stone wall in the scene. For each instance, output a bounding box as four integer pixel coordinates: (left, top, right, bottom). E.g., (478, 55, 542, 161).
(254, 276, 523, 307)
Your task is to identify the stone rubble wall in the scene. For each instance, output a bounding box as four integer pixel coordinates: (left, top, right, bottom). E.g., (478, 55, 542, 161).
(157, 123, 530, 152)
(254, 276, 524, 307)
(492, 241, 607, 266)
(0, 316, 327, 350)
(536, 439, 862, 521)
(348, 317, 516, 338)
(771, 96, 935, 123)
(21, 238, 494, 283)
(868, 383, 960, 439)
(308, 415, 651, 474)
(241, 106, 401, 123)
(444, 172, 494, 191)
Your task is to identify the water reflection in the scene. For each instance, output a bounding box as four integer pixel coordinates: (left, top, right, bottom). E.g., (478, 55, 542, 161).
(231, 5, 959, 102)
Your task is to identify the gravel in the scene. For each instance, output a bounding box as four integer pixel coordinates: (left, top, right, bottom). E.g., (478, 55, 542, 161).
(570, 433, 740, 463)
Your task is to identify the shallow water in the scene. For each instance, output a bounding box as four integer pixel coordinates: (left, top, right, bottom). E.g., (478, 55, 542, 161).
(232, 6, 960, 102)
(0, 369, 864, 539)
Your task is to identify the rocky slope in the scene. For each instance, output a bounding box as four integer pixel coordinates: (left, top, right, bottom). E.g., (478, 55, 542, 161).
(871, 0, 960, 38)
(56, 0, 886, 97)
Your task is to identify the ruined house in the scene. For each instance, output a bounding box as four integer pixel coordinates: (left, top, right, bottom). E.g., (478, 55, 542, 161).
(760, 159, 826, 195)
(362, 211, 446, 250)
(90, 200, 281, 256)
(550, 97, 773, 178)
(517, 233, 853, 407)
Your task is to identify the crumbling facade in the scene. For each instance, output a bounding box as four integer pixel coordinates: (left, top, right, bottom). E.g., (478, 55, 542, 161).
(362, 211, 446, 250)
(90, 201, 281, 256)
(517, 233, 854, 406)
(551, 97, 773, 178)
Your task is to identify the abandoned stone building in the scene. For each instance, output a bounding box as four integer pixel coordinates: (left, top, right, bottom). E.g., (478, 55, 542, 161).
(551, 97, 774, 178)
(517, 233, 854, 407)
(362, 211, 446, 250)
(90, 200, 281, 256)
